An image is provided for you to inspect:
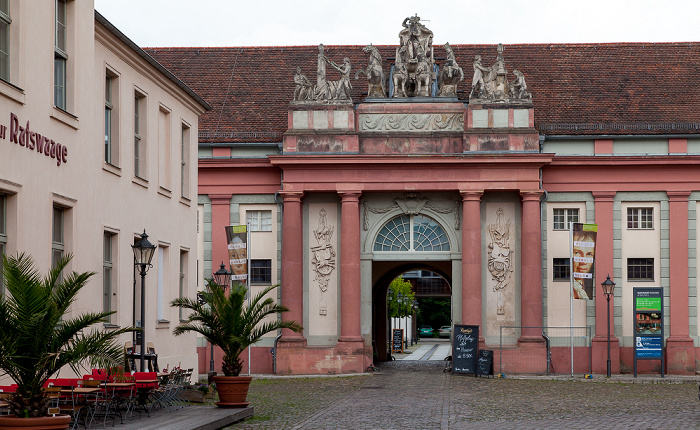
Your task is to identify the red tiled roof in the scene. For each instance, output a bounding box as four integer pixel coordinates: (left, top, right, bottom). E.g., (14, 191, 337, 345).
(145, 43, 700, 143)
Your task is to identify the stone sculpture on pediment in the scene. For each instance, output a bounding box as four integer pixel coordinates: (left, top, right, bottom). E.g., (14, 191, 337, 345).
(394, 15, 436, 98)
(392, 46, 409, 98)
(292, 43, 353, 104)
(437, 42, 464, 97)
(356, 44, 387, 98)
(469, 43, 532, 103)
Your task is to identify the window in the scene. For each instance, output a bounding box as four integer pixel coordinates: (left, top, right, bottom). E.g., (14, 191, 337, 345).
(105, 75, 113, 163)
(553, 208, 579, 230)
(52, 206, 65, 271)
(627, 258, 654, 281)
(158, 106, 171, 191)
(374, 214, 450, 252)
(251, 259, 271, 284)
(180, 123, 190, 198)
(134, 92, 146, 178)
(179, 250, 187, 321)
(553, 258, 570, 281)
(0, 194, 6, 293)
(157, 246, 165, 321)
(54, 0, 67, 110)
(247, 210, 272, 231)
(103, 232, 115, 323)
(627, 208, 653, 229)
(0, 0, 10, 81)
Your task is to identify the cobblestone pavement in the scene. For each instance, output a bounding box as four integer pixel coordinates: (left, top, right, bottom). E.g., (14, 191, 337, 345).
(227, 361, 700, 430)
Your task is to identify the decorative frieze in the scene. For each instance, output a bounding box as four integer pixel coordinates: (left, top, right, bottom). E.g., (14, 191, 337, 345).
(359, 113, 464, 132)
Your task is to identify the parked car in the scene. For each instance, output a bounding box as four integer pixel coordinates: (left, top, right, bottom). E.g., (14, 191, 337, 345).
(419, 325, 434, 337)
(439, 325, 452, 338)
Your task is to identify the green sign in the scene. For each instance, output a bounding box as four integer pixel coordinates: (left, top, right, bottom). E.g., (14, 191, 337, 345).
(636, 297, 661, 311)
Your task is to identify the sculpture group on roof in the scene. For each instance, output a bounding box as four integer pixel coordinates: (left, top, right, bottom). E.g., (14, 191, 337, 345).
(291, 16, 531, 104)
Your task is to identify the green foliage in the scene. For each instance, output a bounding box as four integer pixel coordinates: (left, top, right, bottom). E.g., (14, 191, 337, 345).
(387, 277, 415, 318)
(171, 280, 303, 376)
(0, 253, 137, 418)
(417, 297, 451, 328)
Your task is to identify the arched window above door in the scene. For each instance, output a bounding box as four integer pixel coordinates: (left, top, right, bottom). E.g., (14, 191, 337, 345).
(374, 214, 450, 251)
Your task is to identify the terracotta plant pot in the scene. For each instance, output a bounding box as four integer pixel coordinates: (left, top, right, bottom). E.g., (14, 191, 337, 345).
(0, 414, 71, 430)
(212, 375, 252, 408)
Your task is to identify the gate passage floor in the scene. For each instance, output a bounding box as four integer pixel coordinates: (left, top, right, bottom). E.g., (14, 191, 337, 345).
(228, 361, 700, 430)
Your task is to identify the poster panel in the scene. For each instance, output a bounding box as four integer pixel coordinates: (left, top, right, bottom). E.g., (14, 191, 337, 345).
(225, 225, 248, 282)
(572, 223, 597, 300)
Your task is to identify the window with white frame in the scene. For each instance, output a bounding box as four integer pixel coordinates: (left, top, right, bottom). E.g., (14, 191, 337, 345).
(179, 250, 187, 321)
(552, 258, 570, 281)
(157, 246, 165, 321)
(247, 210, 272, 231)
(553, 208, 579, 230)
(251, 259, 271, 284)
(627, 258, 654, 281)
(105, 74, 113, 163)
(0, 0, 10, 81)
(134, 92, 146, 178)
(627, 207, 653, 229)
(52, 206, 65, 274)
(0, 194, 6, 293)
(180, 123, 190, 198)
(103, 232, 115, 323)
(374, 214, 450, 251)
(54, 0, 67, 110)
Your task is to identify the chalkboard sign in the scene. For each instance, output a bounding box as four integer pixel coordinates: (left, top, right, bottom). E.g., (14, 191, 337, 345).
(476, 350, 493, 377)
(392, 329, 404, 354)
(452, 325, 479, 374)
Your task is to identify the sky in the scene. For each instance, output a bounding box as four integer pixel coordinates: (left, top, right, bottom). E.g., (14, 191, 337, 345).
(94, 0, 700, 48)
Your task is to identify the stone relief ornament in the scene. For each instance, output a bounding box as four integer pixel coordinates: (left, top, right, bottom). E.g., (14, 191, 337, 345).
(311, 208, 336, 316)
(437, 43, 463, 97)
(359, 113, 464, 132)
(487, 207, 513, 315)
(355, 44, 387, 98)
(363, 193, 460, 231)
(292, 44, 353, 104)
(469, 44, 532, 103)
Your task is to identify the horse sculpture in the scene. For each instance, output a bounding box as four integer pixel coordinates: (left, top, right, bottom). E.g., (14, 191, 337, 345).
(355, 45, 387, 98)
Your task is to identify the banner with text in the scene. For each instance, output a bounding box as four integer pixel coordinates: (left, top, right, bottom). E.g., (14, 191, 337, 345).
(225, 225, 248, 282)
(572, 223, 598, 300)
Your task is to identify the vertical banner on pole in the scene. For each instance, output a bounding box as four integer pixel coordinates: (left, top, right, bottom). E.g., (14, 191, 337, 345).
(572, 223, 598, 300)
(225, 225, 248, 284)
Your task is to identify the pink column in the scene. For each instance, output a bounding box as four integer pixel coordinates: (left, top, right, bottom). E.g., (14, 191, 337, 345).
(666, 191, 695, 374)
(279, 191, 306, 342)
(520, 191, 544, 340)
(460, 191, 483, 330)
(338, 191, 363, 343)
(209, 194, 233, 274)
(591, 191, 619, 374)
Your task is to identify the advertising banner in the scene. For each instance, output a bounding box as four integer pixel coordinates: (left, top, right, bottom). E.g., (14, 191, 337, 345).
(225, 225, 248, 282)
(633, 287, 664, 377)
(571, 223, 597, 300)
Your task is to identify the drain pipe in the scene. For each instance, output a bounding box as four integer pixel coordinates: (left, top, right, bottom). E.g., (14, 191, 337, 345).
(542, 331, 552, 374)
(272, 333, 283, 374)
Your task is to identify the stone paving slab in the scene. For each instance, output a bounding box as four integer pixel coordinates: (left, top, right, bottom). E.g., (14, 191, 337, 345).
(228, 360, 700, 429)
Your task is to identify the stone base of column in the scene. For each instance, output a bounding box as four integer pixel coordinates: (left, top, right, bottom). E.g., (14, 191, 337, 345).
(592, 336, 619, 375)
(277, 335, 307, 348)
(337, 336, 365, 355)
(666, 336, 696, 375)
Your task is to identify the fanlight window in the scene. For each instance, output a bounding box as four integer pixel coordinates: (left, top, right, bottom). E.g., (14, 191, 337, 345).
(374, 214, 450, 251)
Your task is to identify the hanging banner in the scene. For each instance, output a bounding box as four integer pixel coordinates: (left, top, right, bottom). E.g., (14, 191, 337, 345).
(225, 225, 248, 282)
(572, 223, 597, 300)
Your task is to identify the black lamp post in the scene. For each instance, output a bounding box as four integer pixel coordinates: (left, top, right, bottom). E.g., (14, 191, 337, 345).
(210, 262, 231, 372)
(131, 230, 156, 372)
(601, 274, 616, 378)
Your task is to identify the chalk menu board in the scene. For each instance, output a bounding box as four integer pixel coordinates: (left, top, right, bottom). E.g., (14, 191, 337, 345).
(392, 329, 404, 354)
(452, 325, 479, 374)
(476, 350, 493, 377)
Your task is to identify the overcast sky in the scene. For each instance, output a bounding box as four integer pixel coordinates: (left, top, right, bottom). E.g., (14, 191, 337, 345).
(95, 0, 700, 48)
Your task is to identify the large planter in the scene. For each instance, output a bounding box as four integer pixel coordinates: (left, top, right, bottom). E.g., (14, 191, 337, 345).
(212, 375, 252, 408)
(0, 415, 71, 430)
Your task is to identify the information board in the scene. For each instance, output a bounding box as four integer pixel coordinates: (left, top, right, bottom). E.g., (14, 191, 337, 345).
(451, 325, 479, 374)
(476, 350, 493, 377)
(633, 287, 664, 377)
(392, 329, 404, 354)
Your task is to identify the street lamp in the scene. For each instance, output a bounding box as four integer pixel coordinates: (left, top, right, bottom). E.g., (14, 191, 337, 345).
(210, 262, 231, 372)
(601, 274, 616, 378)
(411, 300, 418, 346)
(132, 230, 156, 372)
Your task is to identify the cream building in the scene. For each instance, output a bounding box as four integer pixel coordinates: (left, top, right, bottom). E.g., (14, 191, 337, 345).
(0, 1, 210, 380)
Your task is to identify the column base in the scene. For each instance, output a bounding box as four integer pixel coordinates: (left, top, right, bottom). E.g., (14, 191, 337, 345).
(337, 336, 365, 355)
(666, 336, 696, 375)
(278, 336, 307, 348)
(592, 336, 619, 375)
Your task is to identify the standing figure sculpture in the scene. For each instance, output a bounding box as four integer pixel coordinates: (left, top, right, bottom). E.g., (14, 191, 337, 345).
(469, 55, 491, 99)
(356, 44, 387, 98)
(328, 57, 352, 101)
(437, 42, 463, 97)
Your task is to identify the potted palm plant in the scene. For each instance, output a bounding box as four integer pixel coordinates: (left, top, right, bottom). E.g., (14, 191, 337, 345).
(0, 253, 136, 429)
(171, 280, 302, 408)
